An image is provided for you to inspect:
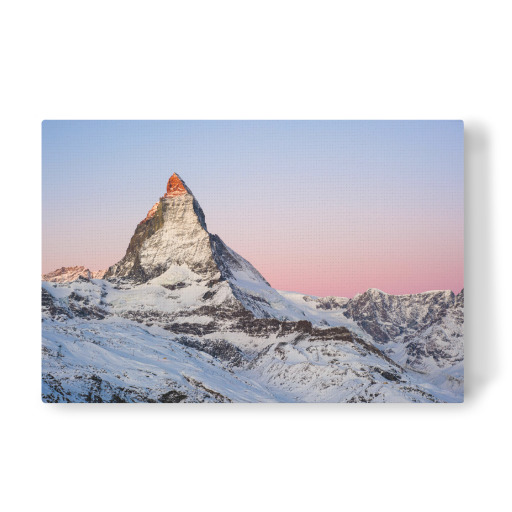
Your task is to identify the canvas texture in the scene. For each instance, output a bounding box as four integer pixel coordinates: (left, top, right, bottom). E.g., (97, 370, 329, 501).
(41, 120, 464, 403)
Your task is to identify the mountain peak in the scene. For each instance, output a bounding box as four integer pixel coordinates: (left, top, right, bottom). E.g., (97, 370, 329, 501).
(105, 172, 211, 282)
(164, 173, 188, 198)
(139, 173, 190, 224)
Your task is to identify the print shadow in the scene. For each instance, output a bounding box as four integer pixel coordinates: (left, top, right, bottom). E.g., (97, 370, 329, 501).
(464, 122, 496, 402)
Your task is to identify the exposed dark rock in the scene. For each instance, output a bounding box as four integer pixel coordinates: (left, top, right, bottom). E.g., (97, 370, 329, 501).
(159, 390, 188, 403)
(177, 336, 246, 366)
(183, 375, 231, 403)
(162, 282, 188, 291)
(343, 289, 457, 344)
(68, 292, 108, 320)
(41, 288, 71, 320)
(104, 200, 166, 282)
(163, 322, 217, 336)
(202, 290, 217, 300)
(371, 366, 403, 383)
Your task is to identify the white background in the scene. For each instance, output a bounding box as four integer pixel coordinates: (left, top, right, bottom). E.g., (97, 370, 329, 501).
(1, 1, 510, 511)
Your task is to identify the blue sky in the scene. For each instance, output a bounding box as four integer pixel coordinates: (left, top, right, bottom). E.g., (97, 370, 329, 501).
(42, 120, 463, 297)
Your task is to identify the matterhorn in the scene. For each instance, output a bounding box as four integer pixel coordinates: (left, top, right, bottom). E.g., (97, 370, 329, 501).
(104, 173, 306, 319)
(42, 173, 464, 403)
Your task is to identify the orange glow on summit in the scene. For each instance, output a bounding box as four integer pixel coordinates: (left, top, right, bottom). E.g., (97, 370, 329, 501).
(140, 173, 188, 224)
(164, 173, 187, 198)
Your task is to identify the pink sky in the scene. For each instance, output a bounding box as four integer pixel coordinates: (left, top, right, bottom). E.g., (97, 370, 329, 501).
(42, 121, 464, 298)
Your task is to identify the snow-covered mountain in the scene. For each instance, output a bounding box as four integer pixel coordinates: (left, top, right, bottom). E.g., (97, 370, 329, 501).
(42, 173, 463, 403)
(104, 173, 306, 319)
(278, 287, 464, 396)
(42, 266, 106, 283)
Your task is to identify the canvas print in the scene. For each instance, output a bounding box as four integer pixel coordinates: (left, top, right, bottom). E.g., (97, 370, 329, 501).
(42, 121, 464, 403)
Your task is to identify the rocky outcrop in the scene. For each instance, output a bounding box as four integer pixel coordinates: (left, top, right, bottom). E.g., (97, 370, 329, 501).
(343, 288, 458, 343)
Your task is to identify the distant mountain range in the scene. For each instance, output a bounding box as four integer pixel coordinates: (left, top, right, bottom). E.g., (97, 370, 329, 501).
(42, 266, 106, 283)
(42, 173, 463, 402)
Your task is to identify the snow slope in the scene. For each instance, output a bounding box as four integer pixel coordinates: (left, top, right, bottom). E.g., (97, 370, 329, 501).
(42, 277, 462, 403)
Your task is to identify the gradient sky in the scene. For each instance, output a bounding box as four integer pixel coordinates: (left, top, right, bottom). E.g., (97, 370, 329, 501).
(42, 121, 463, 297)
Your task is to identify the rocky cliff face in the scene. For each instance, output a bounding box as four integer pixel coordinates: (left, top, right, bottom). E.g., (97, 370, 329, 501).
(343, 288, 460, 343)
(105, 174, 213, 282)
(341, 288, 464, 387)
